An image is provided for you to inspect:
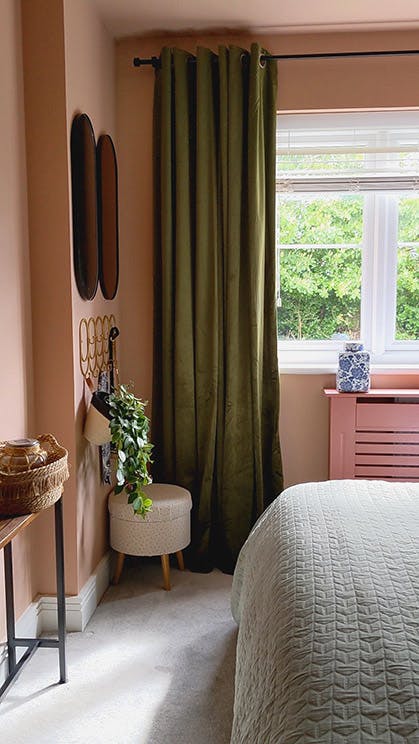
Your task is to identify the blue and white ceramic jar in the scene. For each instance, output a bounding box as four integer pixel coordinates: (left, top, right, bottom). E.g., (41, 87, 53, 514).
(336, 342, 370, 393)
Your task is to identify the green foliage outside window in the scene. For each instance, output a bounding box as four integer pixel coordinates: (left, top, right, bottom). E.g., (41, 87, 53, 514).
(396, 199, 419, 340)
(396, 248, 419, 339)
(277, 194, 419, 341)
(278, 248, 362, 340)
(277, 195, 362, 340)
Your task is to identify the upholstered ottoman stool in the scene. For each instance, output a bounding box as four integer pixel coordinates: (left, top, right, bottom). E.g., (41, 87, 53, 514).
(108, 483, 192, 590)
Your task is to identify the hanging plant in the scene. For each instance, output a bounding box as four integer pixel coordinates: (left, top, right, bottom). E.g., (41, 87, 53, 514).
(108, 385, 153, 518)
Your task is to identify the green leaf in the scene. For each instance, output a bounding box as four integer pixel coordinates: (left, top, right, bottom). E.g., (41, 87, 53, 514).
(132, 495, 142, 513)
(108, 384, 154, 517)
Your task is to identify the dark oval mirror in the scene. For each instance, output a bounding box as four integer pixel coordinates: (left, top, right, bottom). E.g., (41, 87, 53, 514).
(97, 134, 119, 300)
(70, 113, 99, 300)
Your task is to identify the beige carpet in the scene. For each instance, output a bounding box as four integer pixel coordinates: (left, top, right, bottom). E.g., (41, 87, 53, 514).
(1, 558, 237, 744)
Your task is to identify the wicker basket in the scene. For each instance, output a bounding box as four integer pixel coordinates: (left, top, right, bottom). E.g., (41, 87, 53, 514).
(0, 434, 69, 516)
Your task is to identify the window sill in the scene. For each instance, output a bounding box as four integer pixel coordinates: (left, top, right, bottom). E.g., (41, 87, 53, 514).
(279, 363, 419, 376)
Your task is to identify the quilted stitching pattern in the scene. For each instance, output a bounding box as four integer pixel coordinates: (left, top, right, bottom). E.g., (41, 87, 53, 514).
(231, 480, 419, 743)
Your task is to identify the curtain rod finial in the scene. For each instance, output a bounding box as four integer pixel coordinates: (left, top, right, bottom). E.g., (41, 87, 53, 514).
(133, 56, 160, 69)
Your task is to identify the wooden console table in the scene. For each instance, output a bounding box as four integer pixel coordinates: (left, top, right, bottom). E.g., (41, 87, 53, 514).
(324, 389, 419, 482)
(0, 497, 66, 700)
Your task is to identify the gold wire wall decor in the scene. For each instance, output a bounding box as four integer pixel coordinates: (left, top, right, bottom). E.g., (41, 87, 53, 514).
(79, 314, 118, 384)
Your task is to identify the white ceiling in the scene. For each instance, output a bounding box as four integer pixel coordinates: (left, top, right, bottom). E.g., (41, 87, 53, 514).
(93, 0, 419, 39)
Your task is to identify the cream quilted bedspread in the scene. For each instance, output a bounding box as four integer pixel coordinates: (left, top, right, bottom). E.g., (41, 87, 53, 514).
(231, 480, 419, 743)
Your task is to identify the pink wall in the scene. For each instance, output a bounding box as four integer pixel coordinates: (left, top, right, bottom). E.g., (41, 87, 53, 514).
(4, 0, 117, 618)
(63, 0, 119, 588)
(21, 0, 78, 598)
(0, 0, 34, 638)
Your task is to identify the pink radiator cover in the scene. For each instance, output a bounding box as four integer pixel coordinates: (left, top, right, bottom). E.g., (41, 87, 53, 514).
(324, 389, 419, 482)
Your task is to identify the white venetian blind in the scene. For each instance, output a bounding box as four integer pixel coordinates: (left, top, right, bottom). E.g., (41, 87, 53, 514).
(277, 111, 419, 192)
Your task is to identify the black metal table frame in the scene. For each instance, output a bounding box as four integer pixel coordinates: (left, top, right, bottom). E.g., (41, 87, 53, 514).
(0, 497, 66, 700)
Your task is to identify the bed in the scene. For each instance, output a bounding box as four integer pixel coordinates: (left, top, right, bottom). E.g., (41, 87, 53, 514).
(231, 480, 419, 743)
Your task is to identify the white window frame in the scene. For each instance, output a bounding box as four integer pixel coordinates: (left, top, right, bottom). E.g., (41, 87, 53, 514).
(276, 112, 419, 374)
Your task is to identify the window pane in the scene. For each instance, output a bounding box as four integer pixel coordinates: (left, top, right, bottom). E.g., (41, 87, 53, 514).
(278, 195, 363, 245)
(277, 152, 365, 179)
(398, 196, 419, 243)
(277, 194, 363, 341)
(396, 197, 419, 341)
(396, 247, 419, 341)
(399, 152, 419, 174)
(278, 247, 362, 340)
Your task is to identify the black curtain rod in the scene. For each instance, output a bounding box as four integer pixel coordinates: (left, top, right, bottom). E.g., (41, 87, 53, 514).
(133, 49, 419, 69)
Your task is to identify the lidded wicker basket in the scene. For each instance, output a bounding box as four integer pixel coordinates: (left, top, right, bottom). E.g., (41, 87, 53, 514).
(0, 434, 69, 516)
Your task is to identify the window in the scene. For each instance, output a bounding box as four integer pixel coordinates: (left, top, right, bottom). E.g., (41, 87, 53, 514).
(276, 112, 419, 370)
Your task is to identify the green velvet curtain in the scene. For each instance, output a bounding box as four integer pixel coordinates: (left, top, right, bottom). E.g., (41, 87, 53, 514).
(152, 43, 283, 573)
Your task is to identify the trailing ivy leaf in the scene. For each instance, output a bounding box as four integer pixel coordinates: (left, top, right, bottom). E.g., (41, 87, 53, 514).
(132, 495, 142, 513)
(109, 384, 154, 518)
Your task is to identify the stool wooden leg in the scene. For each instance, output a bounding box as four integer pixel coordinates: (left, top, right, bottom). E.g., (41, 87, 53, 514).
(176, 550, 185, 571)
(112, 552, 125, 585)
(161, 554, 171, 591)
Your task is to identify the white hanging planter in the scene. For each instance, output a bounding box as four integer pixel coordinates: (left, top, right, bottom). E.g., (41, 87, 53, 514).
(83, 391, 112, 446)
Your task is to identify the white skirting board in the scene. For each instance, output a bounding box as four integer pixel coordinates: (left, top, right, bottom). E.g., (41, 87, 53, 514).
(39, 552, 111, 633)
(0, 552, 111, 686)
